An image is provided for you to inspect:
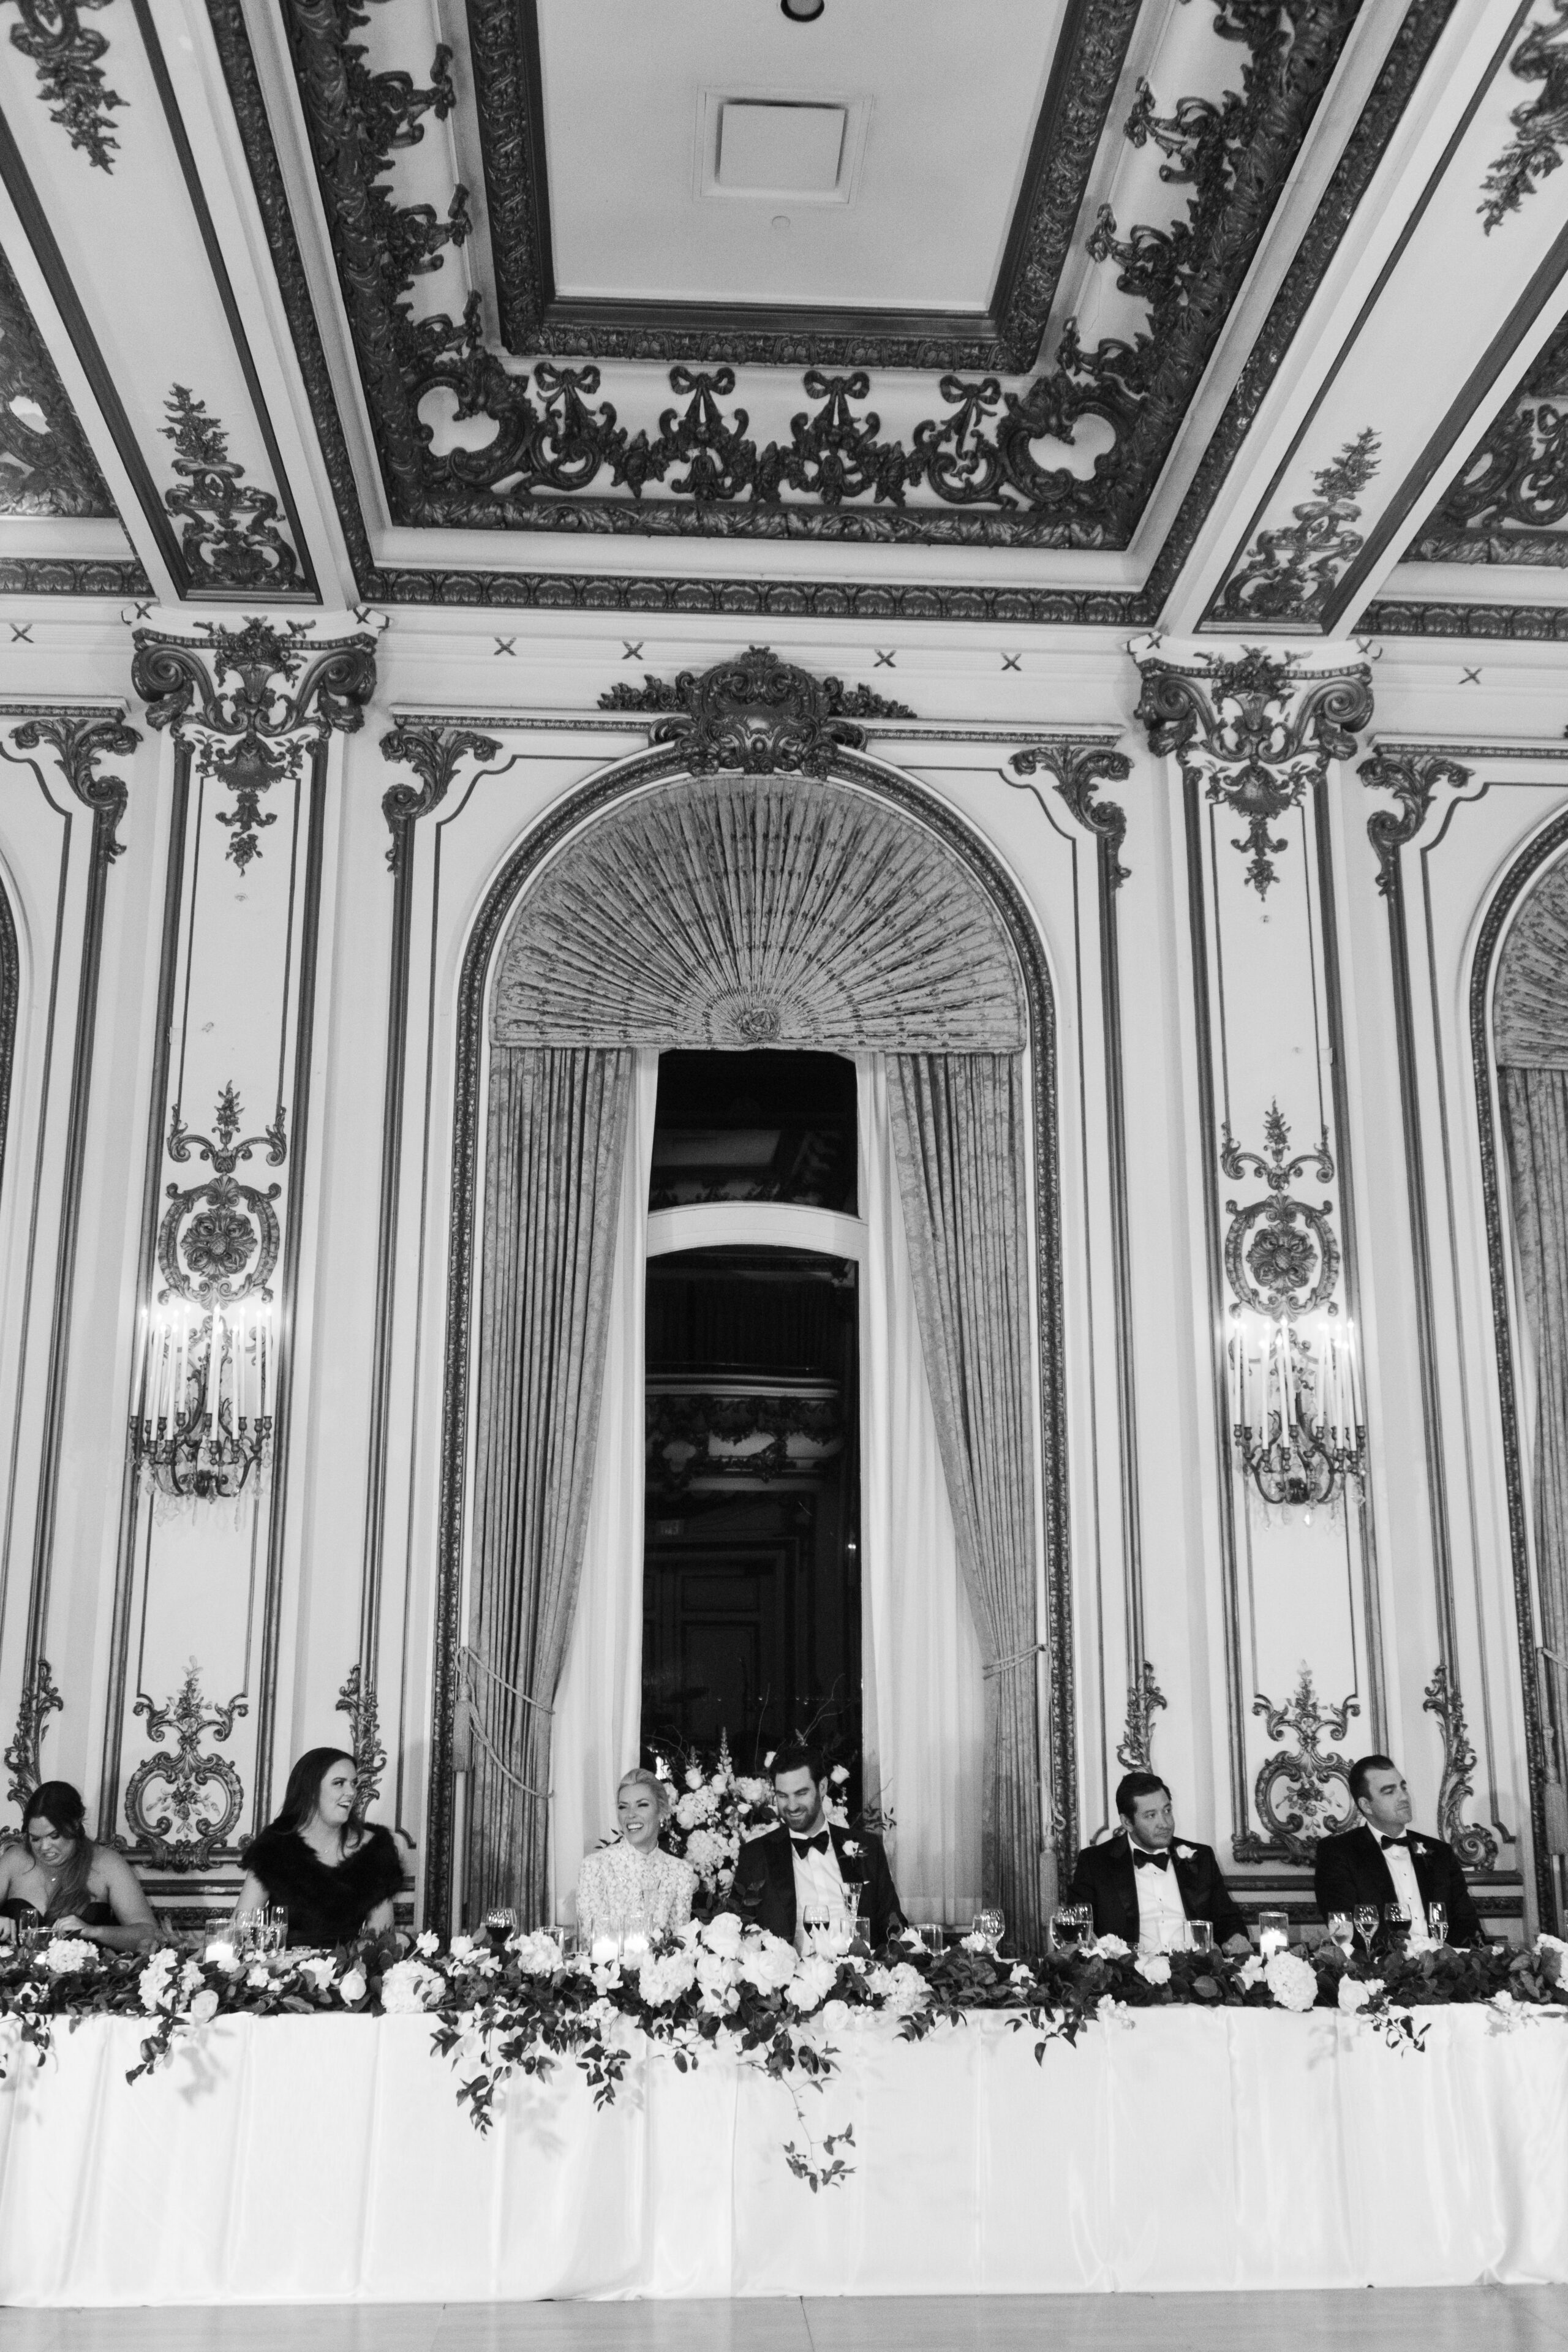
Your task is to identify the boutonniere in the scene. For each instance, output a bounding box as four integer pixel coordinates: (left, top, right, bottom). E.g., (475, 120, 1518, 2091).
(1174, 1844, 1196, 1862)
(841, 1838, 862, 1859)
(1410, 1838, 1427, 1855)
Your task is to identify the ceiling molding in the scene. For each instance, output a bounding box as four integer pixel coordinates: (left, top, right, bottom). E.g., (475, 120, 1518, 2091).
(0, 242, 118, 520)
(470, 0, 1140, 374)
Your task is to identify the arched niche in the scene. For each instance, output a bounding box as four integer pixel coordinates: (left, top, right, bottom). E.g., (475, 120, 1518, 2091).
(428, 693, 1071, 1936)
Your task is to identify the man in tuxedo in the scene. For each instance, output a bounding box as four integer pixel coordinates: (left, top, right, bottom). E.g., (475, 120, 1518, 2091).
(724, 1742, 903, 1948)
(1068, 1772, 1249, 1953)
(1313, 1754, 1484, 1947)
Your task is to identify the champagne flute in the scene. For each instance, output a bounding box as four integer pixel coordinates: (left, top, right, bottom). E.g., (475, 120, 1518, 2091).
(1327, 1912, 1354, 1958)
(1353, 1905, 1379, 1959)
(1427, 1901, 1448, 1947)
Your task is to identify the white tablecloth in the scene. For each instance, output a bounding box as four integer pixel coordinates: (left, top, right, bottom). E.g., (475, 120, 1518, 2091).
(2, 2007, 1567, 2302)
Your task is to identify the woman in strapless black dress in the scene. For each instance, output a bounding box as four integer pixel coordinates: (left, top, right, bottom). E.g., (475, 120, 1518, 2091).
(234, 1747, 402, 1950)
(0, 1779, 159, 1951)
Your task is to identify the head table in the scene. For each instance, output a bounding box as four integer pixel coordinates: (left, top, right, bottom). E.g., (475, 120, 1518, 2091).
(1, 2003, 1566, 2304)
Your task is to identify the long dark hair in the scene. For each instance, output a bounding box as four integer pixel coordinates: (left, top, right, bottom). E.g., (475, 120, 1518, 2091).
(22, 1780, 95, 1923)
(266, 1747, 362, 1844)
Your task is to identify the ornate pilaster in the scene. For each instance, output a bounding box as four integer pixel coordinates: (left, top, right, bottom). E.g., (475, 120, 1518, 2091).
(99, 617, 377, 1879)
(4, 1656, 62, 1803)
(1134, 636, 1378, 1869)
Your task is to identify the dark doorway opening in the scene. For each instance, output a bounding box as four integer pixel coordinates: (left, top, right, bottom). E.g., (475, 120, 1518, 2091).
(649, 1049, 857, 1213)
(643, 1242, 860, 1785)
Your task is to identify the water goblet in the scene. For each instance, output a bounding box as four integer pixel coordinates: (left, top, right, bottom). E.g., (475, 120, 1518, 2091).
(1353, 1905, 1379, 1959)
(1050, 1906, 1075, 1954)
(1382, 1901, 1411, 1951)
(973, 1907, 1005, 1955)
(1327, 1912, 1354, 1958)
(484, 1905, 518, 1944)
(1425, 1901, 1447, 1946)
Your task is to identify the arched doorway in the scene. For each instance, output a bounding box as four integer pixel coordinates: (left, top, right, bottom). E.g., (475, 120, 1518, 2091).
(429, 655, 1070, 1943)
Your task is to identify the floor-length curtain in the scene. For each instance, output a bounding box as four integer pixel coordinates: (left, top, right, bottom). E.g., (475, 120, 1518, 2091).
(466, 1046, 633, 1922)
(887, 1052, 1049, 1950)
(548, 1050, 660, 1921)
(857, 1056, 984, 1922)
(1500, 1065, 1568, 1833)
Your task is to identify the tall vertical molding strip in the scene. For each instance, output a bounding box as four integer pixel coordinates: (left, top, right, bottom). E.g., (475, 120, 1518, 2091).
(0, 713, 137, 1730)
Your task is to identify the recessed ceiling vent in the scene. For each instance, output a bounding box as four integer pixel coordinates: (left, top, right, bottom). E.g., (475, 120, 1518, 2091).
(715, 100, 847, 195)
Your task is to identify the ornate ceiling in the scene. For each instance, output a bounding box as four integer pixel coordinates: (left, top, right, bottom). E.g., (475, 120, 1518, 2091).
(3, 0, 1568, 633)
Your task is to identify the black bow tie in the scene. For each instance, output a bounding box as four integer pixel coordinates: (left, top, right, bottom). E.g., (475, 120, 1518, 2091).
(791, 1831, 830, 1856)
(1133, 1848, 1170, 1871)
(1380, 1834, 1408, 1850)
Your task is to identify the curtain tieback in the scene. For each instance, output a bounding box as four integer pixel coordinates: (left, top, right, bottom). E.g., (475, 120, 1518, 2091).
(461, 1645, 554, 1715)
(983, 1642, 1046, 1681)
(463, 1706, 551, 1806)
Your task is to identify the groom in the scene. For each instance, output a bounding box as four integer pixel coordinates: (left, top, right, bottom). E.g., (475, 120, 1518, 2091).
(725, 1741, 903, 1948)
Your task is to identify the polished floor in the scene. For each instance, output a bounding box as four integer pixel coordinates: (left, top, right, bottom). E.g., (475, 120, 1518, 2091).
(5, 2295, 1568, 2350)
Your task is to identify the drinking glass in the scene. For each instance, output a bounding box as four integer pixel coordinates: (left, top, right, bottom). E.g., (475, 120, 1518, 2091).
(484, 1905, 518, 1942)
(1050, 1906, 1076, 1953)
(1427, 1901, 1448, 1946)
(1257, 1909, 1289, 1959)
(919, 1922, 944, 1958)
(1382, 1901, 1411, 1950)
(1070, 1902, 1094, 1951)
(973, 1908, 1005, 1954)
(1159, 1915, 1192, 1956)
(263, 1907, 288, 1955)
(1188, 1920, 1214, 1957)
(802, 1902, 832, 1955)
(1353, 1905, 1379, 1958)
(1327, 1912, 1354, 1956)
(557, 1924, 580, 1961)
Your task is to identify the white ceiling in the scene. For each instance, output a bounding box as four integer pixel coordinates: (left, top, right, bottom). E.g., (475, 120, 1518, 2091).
(537, 0, 1070, 312)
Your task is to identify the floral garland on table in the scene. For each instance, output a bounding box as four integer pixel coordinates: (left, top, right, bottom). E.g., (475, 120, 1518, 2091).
(2, 1926, 1566, 2192)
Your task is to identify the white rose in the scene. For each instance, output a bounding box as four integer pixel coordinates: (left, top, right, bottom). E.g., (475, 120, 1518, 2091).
(737, 1930, 797, 1992)
(296, 1954, 336, 1991)
(829, 1765, 850, 1785)
(1265, 1951, 1319, 2013)
(338, 1967, 368, 2005)
(700, 1912, 745, 1960)
(685, 1768, 705, 1792)
(1135, 1953, 1171, 1986)
(448, 1934, 480, 1964)
(1238, 1955, 1265, 1989)
(246, 1964, 272, 1989)
(203, 1939, 243, 1975)
(1338, 1975, 1381, 2013)
(187, 1988, 220, 2024)
(786, 1954, 838, 2013)
(638, 1950, 697, 2008)
(1093, 1935, 1131, 1960)
(415, 1929, 440, 1957)
(509, 1930, 561, 1977)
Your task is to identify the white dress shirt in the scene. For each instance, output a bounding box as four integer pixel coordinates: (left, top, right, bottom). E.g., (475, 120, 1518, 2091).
(790, 1830, 847, 1942)
(1131, 1841, 1189, 1952)
(1367, 1823, 1427, 1931)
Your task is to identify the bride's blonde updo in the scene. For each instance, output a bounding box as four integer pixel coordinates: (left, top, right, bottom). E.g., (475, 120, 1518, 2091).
(617, 1765, 671, 1817)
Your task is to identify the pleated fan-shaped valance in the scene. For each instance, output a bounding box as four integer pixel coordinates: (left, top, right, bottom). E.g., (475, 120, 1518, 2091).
(1496, 858, 1568, 1068)
(491, 774, 1028, 1052)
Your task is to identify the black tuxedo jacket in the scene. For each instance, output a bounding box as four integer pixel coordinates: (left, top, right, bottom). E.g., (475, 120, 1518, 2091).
(1313, 1822, 1483, 1947)
(723, 1823, 903, 1948)
(1068, 1833, 1248, 1948)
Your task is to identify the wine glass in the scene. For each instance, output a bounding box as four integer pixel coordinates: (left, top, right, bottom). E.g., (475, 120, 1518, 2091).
(1353, 1904, 1379, 1959)
(802, 1901, 832, 1955)
(1382, 1901, 1411, 1951)
(1427, 1901, 1448, 1947)
(1327, 1912, 1354, 1957)
(973, 1907, 1005, 1954)
(484, 1905, 518, 1943)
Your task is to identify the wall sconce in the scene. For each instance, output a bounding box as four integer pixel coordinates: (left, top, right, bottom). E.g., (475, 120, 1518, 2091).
(1227, 1311, 1365, 1515)
(130, 1298, 273, 1502)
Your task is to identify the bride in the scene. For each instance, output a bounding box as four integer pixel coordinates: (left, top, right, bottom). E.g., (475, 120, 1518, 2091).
(577, 1766, 695, 1939)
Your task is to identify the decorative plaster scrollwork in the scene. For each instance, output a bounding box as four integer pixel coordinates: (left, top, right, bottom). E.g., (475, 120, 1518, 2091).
(1115, 1662, 1167, 1773)
(379, 725, 502, 873)
(1249, 1664, 1359, 1861)
(1008, 738, 1134, 884)
(132, 618, 377, 871)
(1480, 0, 1568, 233)
(7, 711, 138, 867)
(336, 1664, 388, 1810)
(1423, 1663, 1499, 1871)
(1221, 1101, 1339, 1318)
(124, 1660, 247, 1869)
(4, 1656, 63, 1804)
(598, 647, 914, 770)
(158, 1084, 285, 1308)
(1216, 429, 1381, 625)
(1358, 747, 1474, 897)
(1134, 645, 1372, 897)
(2, 0, 124, 172)
(647, 1391, 845, 1498)
(160, 388, 303, 597)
